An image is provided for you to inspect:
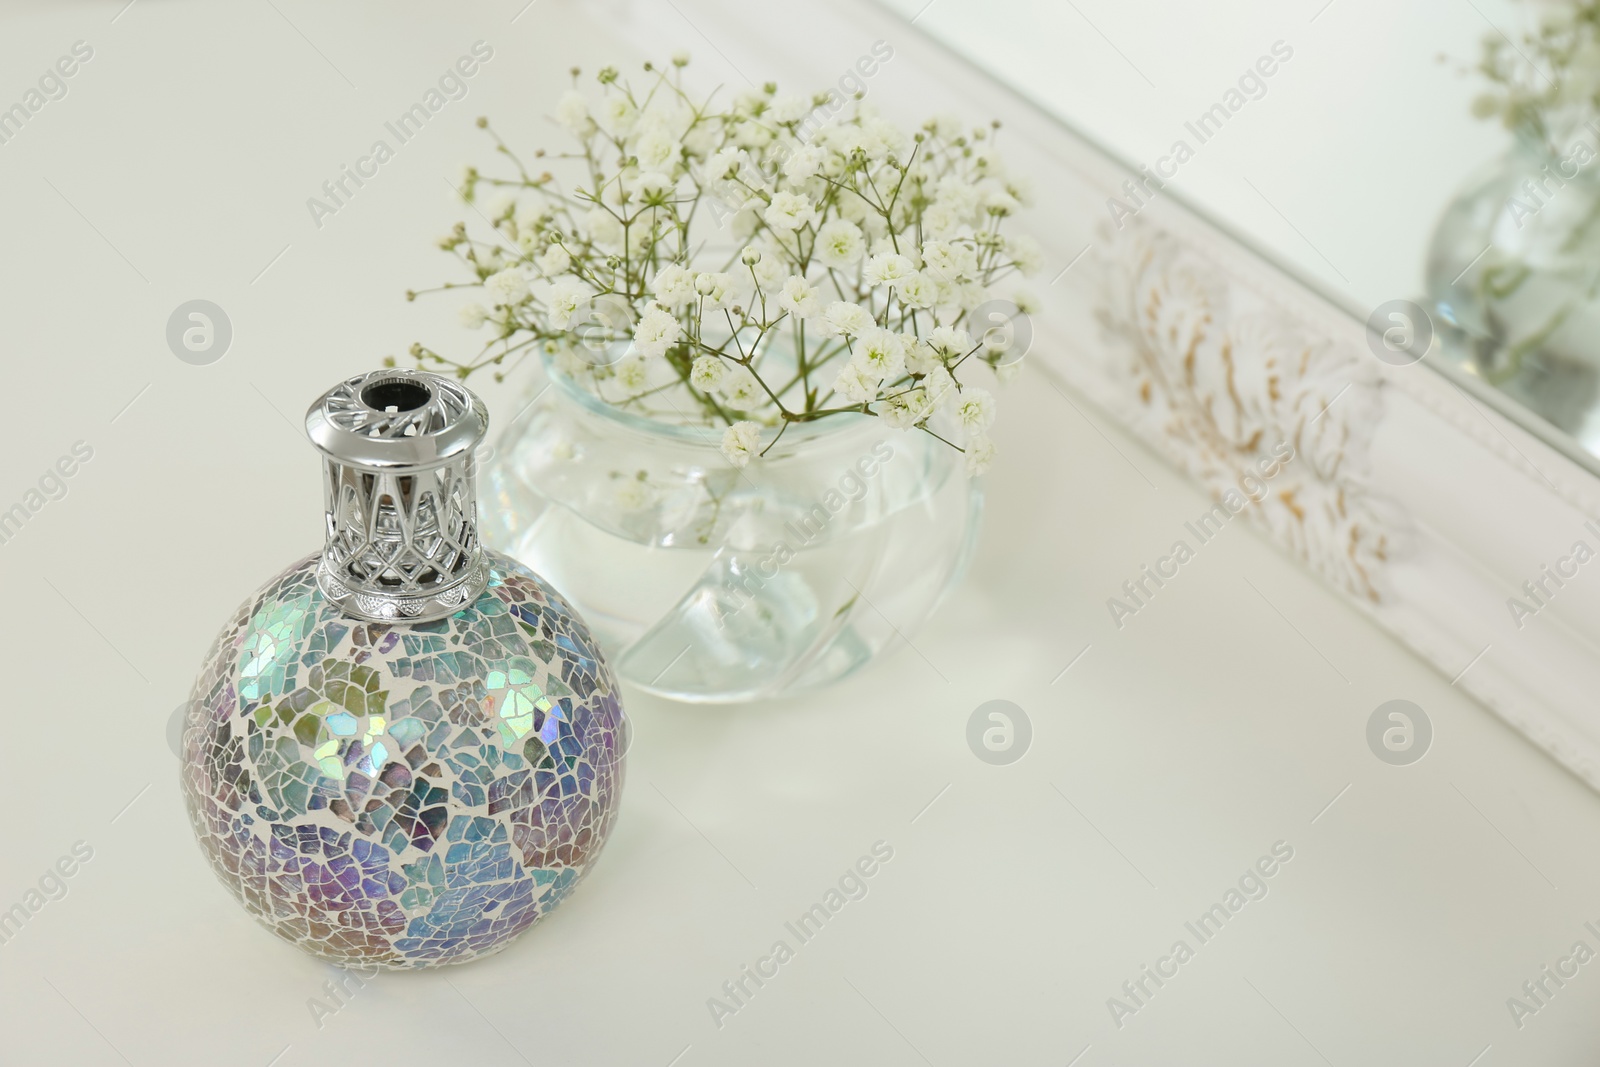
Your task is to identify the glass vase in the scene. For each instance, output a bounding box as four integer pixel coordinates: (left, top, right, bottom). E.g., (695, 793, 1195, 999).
(480, 357, 983, 703)
(1426, 129, 1600, 447)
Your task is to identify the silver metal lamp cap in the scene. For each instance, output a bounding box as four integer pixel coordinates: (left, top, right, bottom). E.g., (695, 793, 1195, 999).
(305, 369, 490, 623)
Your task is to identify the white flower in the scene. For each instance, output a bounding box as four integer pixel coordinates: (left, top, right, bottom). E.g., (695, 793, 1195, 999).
(633, 302, 681, 358)
(815, 219, 866, 268)
(935, 176, 983, 217)
(784, 145, 828, 181)
(732, 119, 774, 149)
(750, 252, 788, 294)
(703, 148, 743, 182)
(515, 200, 550, 231)
(683, 122, 718, 159)
(778, 275, 822, 319)
(903, 334, 938, 375)
(863, 252, 914, 287)
(979, 181, 1020, 216)
(878, 388, 931, 429)
(955, 387, 996, 432)
(585, 207, 624, 248)
(459, 303, 489, 329)
(721, 421, 763, 467)
(832, 362, 881, 403)
(548, 278, 592, 328)
(631, 171, 675, 200)
(613, 355, 650, 392)
(920, 201, 964, 238)
(596, 94, 638, 136)
(535, 244, 571, 276)
(484, 266, 531, 306)
(764, 191, 820, 232)
(718, 366, 765, 409)
(770, 93, 813, 123)
(690, 356, 727, 391)
(695, 271, 736, 310)
(923, 365, 958, 410)
(635, 129, 678, 172)
(652, 263, 697, 308)
(824, 300, 873, 337)
(852, 327, 905, 381)
(895, 272, 937, 309)
(486, 190, 517, 220)
(963, 433, 997, 476)
(927, 326, 972, 361)
(1006, 234, 1044, 275)
(555, 90, 592, 135)
(921, 240, 977, 282)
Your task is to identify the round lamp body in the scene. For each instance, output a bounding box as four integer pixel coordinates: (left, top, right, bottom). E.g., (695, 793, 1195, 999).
(179, 370, 627, 968)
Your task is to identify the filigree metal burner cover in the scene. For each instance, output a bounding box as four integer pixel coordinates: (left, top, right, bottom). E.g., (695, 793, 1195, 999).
(180, 369, 627, 968)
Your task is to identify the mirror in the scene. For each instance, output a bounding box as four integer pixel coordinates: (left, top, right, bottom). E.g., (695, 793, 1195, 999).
(879, 0, 1600, 469)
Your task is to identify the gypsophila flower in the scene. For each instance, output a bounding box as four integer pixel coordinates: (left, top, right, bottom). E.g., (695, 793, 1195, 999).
(852, 328, 906, 380)
(690, 355, 726, 390)
(555, 90, 592, 135)
(635, 129, 678, 172)
(764, 191, 820, 232)
(585, 207, 624, 248)
(832, 362, 881, 403)
(903, 334, 938, 375)
(750, 252, 788, 294)
(923, 365, 958, 410)
(963, 433, 997, 476)
(596, 95, 639, 136)
(815, 219, 867, 268)
(548, 278, 592, 328)
(778, 276, 822, 318)
(878, 389, 929, 429)
(535, 244, 571, 276)
(652, 263, 697, 308)
(633, 302, 681, 358)
(927, 325, 973, 361)
(719, 365, 765, 409)
(412, 56, 1035, 478)
(784, 145, 828, 181)
(695, 271, 736, 310)
(955, 387, 996, 432)
(895, 272, 937, 309)
(720, 421, 763, 467)
(921, 240, 977, 283)
(485, 267, 531, 306)
(863, 253, 914, 288)
(613, 355, 650, 392)
(1006, 234, 1044, 275)
(825, 301, 873, 337)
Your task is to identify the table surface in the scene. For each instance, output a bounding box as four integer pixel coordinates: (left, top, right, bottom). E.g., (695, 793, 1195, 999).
(2, 2, 1598, 1065)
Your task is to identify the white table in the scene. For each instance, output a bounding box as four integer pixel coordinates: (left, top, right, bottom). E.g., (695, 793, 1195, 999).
(2, 2, 1597, 1064)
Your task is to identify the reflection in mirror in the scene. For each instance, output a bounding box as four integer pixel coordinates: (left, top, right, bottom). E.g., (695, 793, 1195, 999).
(1428, 2, 1600, 454)
(880, 0, 1600, 465)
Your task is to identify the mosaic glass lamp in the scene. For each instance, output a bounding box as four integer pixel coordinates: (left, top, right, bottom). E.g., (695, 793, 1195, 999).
(180, 369, 627, 968)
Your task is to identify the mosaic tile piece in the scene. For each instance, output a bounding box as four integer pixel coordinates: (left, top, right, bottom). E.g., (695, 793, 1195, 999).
(180, 551, 627, 969)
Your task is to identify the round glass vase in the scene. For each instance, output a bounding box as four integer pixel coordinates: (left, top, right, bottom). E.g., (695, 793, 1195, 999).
(480, 356, 983, 703)
(1426, 128, 1600, 441)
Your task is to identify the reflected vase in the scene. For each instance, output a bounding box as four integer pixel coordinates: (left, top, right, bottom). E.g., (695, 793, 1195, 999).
(481, 356, 983, 703)
(1426, 129, 1600, 442)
